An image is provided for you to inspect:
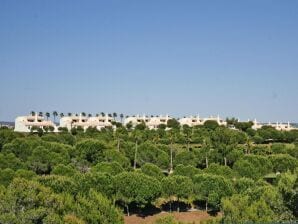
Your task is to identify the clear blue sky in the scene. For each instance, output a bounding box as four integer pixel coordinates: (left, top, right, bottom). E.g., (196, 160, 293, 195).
(1, 0, 298, 122)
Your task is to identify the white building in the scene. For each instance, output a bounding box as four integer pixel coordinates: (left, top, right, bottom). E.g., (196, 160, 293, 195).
(124, 115, 171, 129)
(252, 119, 263, 130)
(147, 115, 171, 129)
(14, 114, 57, 132)
(270, 122, 294, 131)
(124, 115, 150, 127)
(59, 114, 114, 131)
(252, 119, 295, 131)
(14, 113, 296, 132)
(179, 115, 227, 127)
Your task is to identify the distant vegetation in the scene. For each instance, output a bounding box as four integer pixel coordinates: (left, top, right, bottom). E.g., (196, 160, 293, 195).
(0, 118, 297, 223)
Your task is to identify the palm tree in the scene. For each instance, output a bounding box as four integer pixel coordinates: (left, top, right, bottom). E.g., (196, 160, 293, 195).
(30, 111, 35, 116)
(53, 111, 58, 123)
(120, 113, 124, 123)
(88, 113, 92, 117)
(45, 112, 50, 120)
(38, 112, 43, 117)
(101, 112, 105, 117)
(60, 113, 64, 118)
(113, 112, 117, 120)
(67, 112, 72, 116)
(81, 112, 86, 117)
(108, 113, 112, 117)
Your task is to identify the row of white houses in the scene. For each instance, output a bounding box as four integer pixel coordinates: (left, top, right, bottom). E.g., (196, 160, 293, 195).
(14, 114, 296, 132)
(251, 119, 294, 131)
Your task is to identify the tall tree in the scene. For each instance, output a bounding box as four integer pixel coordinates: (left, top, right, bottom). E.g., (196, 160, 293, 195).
(120, 113, 124, 123)
(167, 119, 180, 129)
(45, 112, 50, 120)
(161, 175, 193, 212)
(211, 127, 238, 166)
(0, 178, 64, 222)
(132, 130, 143, 170)
(182, 125, 192, 151)
(202, 137, 212, 168)
(193, 173, 233, 211)
(52, 111, 58, 123)
(113, 112, 117, 120)
(114, 172, 161, 216)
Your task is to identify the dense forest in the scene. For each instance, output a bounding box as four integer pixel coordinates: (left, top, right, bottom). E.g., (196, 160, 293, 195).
(0, 119, 297, 224)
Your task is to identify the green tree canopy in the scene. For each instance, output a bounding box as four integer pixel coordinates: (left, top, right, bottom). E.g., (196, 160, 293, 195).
(141, 163, 165, 180)
(161, 175, 193, 212)
(233, 155, 273, 179)
(0, 178, 64, 223)
(75, 139, 108, 164)
(92, 162, 124, 176)
(114, 172, 161, 215)
(167, 119, 180, 129)
(137, 142, 169, 169)
(269, 154, 298, 173)
(173, 164, 202, 179)
(203, 120, 219, 130)
(193, 173, 234, 211)
(204, 163, 238, 179)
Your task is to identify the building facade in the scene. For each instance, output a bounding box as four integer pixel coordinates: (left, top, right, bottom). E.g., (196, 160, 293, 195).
(252, 119, 295, 131)
(124, 115, 171, 129)
(14, 113, 296, 132)
(59, 114, 114, 131)
(179, 115, 227, 127)
(14, 115, 57, 132)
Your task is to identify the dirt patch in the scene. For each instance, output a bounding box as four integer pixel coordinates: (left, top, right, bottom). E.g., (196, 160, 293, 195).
(124, 211, 220, 224)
